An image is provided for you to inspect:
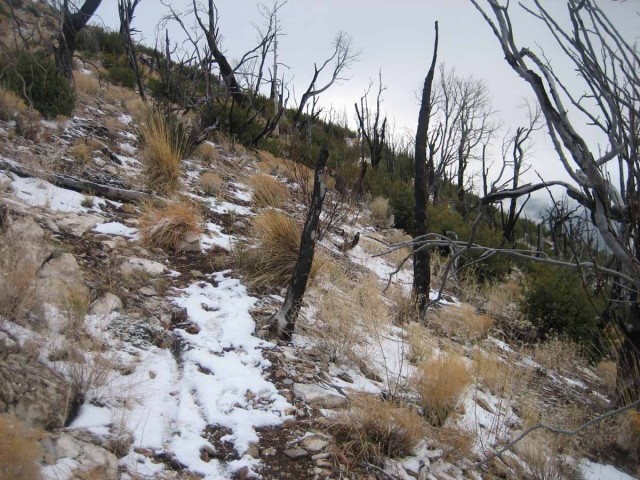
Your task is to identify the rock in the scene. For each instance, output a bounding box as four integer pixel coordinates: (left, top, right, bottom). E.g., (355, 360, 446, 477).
(93, 158, 106, 167)
(238, 466, 250, 480)
(138, 286, 157, 296)
(120, 257, 166, 275)
(283, 378, 294, 386)
(316, 459, 333, 468)
(262, 447, 277, 456)
(186, 324, 201, 335)
(36, 252, 89, 306)
(302, 436, 329, 453)
(284, 448, 309, 459)
(0, 351, 70, 429)
(0, 331, 19, 359)
(119, 203, 136, 214)
(293, 383, 347, 408)
(246, 444, 260, 458)
(177, 232, 202, 252)
(337, 372, 354, 383)
(55, 213, 103, 237)
(105, 165, 118, 176)
(3, 216, 54, 267)
(89, 292, 123, 316)
(275, 369, 287, 379)
(48, 432, 118, 479)
(0, 172, 12, 191)
(191, 270, 204, 278)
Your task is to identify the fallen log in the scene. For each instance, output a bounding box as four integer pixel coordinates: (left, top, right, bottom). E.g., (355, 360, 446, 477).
(0, 156, 160, 204)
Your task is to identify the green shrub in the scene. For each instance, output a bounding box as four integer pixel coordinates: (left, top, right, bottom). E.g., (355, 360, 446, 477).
(106, 65, 137, 89)
(1, 52, 75, 118)
(76, 27, 126, 57)
(521, 265, 602, 351)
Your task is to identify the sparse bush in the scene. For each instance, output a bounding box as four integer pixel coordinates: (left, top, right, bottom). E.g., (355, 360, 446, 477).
(140, 201, 203, 252)
(69, 139, 92, 164)
(235, 210, 320, 291)
(531, 336, 585, 373)
(249, 174, 289, 209)
(405, 322, 435, 365)
(389, 288, 420, 324)
(428, 304, 494, 340)
(0, 414, 42, 480)
(521, 265, 602, 353)
(326, 394, 424, 465)
(15, 109, 46, 142)
(138, 104, 193, 194)
(193, 142, 219, 165)
(414, 353, 470, 426)
(1, 52, 76, 118)
(368, 195, 392, 227)
(62, 288, 91, 336)
(200, 171, 224, 196)
(514, 432, 581, 480)
(106, 64, 136, 89)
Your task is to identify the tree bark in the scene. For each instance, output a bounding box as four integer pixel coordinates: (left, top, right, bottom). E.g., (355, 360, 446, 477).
(118, 0, 145, 101)
(271, 148, 329, 340)
(55, 0, 103, 79)
(413, 22, 439, 316)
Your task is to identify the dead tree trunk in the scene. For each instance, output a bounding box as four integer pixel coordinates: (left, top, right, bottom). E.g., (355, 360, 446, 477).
(271, 148, 329, 340)
(413, 22, 439, 316)
(118, 0, 145, 100)
(55, 0, 103, 79)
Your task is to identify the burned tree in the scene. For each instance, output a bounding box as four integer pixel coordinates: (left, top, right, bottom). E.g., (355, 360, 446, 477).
(413, 22, 439, 315)
(118, 0, 145, 100)
(293, 32, 356, 127)
(53, 0, 103, 79)
(271, 149, 329, 340)
(354, 71, 387, 171)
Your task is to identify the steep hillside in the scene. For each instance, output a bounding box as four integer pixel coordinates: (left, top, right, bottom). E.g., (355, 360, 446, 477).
(0, 67, 637, 480)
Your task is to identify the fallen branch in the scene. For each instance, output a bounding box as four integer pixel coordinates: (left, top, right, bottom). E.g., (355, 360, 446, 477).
(467, 398, 640, 472)
(0, 156, 160, 204)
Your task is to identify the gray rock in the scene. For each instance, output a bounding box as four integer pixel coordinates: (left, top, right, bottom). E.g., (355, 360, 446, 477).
(55, 213, 103, 237)
(36, 252, 88, 306)
(302, 436, 329, 452)
(93, 158, 106, 167)
(120, 257, 166, 276)
(2, 216, 54, 267)
(48, 432, 118, 479)
(0, 172, 12, 191)
(246, 444, 260, 458)
(0, 331, 19, 359)
(89, 292, 123, 316)
(0, 352, 70, 429)
(138, 287, 157, 296)
(262, 447, 277, 456)
(284, 448, 309, 459)
(293, 383, 347, 408)
(177, 232, 202, 252)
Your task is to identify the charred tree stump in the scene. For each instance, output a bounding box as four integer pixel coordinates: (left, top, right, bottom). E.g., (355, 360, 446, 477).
(271, 148, 329, 340)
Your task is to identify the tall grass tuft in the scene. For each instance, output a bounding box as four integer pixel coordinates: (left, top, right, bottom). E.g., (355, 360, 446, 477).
(140, 201, 203, 251)
(138, 105, 192, 194)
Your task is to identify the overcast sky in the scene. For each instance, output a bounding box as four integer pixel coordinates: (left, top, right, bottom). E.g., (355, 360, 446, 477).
(93, 0, 639, 217)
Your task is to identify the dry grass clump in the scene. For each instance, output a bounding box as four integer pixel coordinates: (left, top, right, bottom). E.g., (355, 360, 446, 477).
(428, 304, 494, 340)
(531, 336, 584, 373)
(249, 174, 289, 209)
(68, 351, 118, 401)
(595, 359, 617, 394)
(405, 322, 435, 365)
(389, 288, 420, 324)
(235, 210, 320, 291)
(193, 142, 220, 165)
(73, 70, 100, 96)
(0, 86, 28, 120)
(368, 196, 392, 227)
(256, 150, 296, 177)
(138, 105, 191, 195)
(0, 229, 40, 324)
(514, 431, 581, 480)
(326, 394, 424, 465)
(140, 201, 203, 252)
(199, 171, 224, 196)
(383, 229, 412, 269)
(413, 353, 471, 426)
(472, 348, 524, 397)
(61, 288, 91, 337)
(68, 138, 102, 164)
(102, 84, 138, 105)
(0, 414, 42, 480)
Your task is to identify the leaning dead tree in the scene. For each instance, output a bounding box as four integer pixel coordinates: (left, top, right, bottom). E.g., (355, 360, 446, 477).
(413, 22, 439, 316)
(118, 0, 145, 100)
(465, 0, 640, 399)
(293, 32, 356, 127)
(53, 0, 103, 79)
(271, 149, 329, 340)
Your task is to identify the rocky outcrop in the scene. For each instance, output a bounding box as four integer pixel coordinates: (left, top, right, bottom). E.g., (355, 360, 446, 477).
(0, 343, 72, 430)
(36, 252, 89, 306)
(41, 432, 118, 480)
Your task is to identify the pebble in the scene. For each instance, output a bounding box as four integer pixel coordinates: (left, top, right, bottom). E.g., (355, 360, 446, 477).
(284, 448, 308, 459)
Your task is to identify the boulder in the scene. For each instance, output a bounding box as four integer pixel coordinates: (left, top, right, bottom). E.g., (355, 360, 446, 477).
(293, 383, 347, 408)
(36, 252, 89, 306)
(120, 257, 166, 276)
(177, 232, 202, 252)
(0, 351, 71, 429)
(43, 432, 118, 479)
(89, 292, 123, 316)
(0, 172, 12, 191)
(2, 216, 54, 267)
(55, 213, 104, 237)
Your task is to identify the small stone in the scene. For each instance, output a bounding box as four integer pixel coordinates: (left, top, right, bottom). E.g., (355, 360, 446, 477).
(474, 396, 495, 414)
(120, 257, 166, 275)
(200, 444, 215, 462)
(134, 447, 154, 458)
(311, 453, 330, 460)
(275, 369, 287, 379)
(293, 383, 347, 408)
(246, 444, 259, 458)
(337, 372, 354, 383)
(284, 448, 308, 459)
(191, 270, 204, 278)
(302, 436, 329, 453)
(283, 378, 294, 386)
(177, 232, 202, 252)
(186, 324, 201, 335)
(93, 158, 106, 167)
(238, 466, 250, 480)
(138, 286, 157, 296)
(315, 459, 333, 468)
(262, 447, 277, 457)
(105, 165, 118, 175)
